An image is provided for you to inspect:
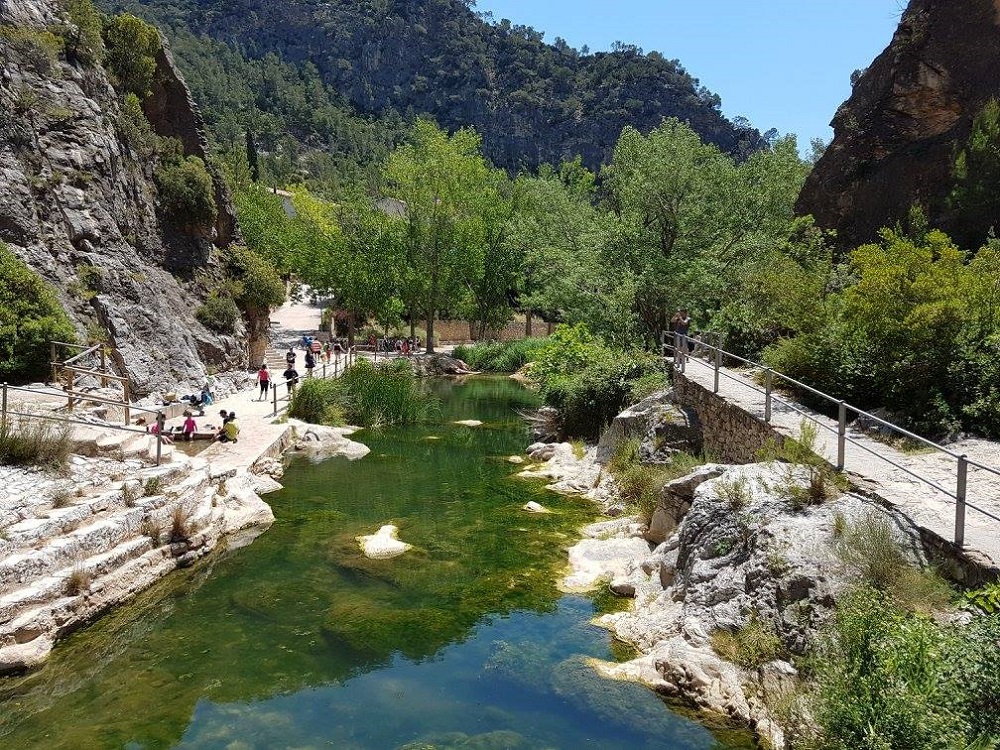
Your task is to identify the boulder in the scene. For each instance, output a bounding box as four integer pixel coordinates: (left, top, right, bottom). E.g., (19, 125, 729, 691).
(595, 391, 702, 465)
(357, 524, 411, 559)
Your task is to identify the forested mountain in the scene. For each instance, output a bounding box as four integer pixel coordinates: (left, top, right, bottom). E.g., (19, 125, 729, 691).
(97, 0, 766, 176)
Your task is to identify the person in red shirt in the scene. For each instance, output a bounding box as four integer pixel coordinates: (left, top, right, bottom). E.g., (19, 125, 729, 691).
(256, 364, 271, 401)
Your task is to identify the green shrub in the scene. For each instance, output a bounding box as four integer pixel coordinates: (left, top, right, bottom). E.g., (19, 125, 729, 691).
(608, 440, 705, 520)
(102, 13, 160, 98)
(0, 418, 72, 469)
(58, 0, 104, 65)
(117, 92, 157, 156)
(452, 338, 549, 373)
(527, 324, 667, 439)
(835, 510, 953, 614)
(802, 587, 999, 750)
(155, 155, 217, 232)
(710, 613, 783, 669)
(0, 242, 76, 383)
(289, 360, 433, 428)
(338, 358, 436, 428)
(195, 293, 239, 334)
(0, 25, 64, 76)
(288, 378, 344, 426)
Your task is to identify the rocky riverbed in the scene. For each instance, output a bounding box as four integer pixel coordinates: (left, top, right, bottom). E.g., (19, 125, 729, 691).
(523, 391, 935, 749)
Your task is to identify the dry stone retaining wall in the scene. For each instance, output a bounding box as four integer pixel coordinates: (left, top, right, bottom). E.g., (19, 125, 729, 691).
(671, 372, 784, 463)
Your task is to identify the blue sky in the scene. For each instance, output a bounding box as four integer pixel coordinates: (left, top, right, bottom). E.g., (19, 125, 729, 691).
(474, 0, 905, 149)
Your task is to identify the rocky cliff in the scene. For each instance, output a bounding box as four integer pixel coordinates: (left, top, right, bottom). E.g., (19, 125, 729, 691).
(796, 0, 1000, 249)
(0, 0, 242, 395)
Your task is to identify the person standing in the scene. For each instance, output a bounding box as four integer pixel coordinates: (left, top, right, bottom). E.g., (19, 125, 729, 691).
(285, 348, 296, 368)
(304, 350, 315, 378)
(256, 363, 271, 401)
(671, 308, 692, 362)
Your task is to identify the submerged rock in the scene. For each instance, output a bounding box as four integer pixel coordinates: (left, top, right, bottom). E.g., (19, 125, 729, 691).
(521, 501, 550, 514)
(357, 525, 412, 559)
(454, 419, 483, 427)
(507, 455, 525, 464)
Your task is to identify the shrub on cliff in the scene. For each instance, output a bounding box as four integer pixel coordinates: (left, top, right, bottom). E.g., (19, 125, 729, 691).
(102, 13, 160, 98)
(195, 292, 239, 334)
(0, 25, 64, 76)
(154, 155, 217, 232)
(0, 243, 76, 383)
(58, 0, 104, 66)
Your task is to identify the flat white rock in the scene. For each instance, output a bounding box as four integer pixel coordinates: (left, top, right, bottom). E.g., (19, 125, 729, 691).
(454, 420, 483, 427)
(357, 524, 412, 559)
(507, 455, 525, 464)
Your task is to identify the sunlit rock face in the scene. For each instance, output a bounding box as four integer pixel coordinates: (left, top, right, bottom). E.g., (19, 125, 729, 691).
(797, 0, 1000, 250)
(0, 0, 241, 395)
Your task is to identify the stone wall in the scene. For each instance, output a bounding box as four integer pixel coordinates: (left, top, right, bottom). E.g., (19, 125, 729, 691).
(671, 372, 784, 463)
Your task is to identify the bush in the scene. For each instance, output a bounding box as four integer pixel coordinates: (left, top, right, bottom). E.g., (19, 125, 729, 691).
(0, 243, 76, 383)
(338, 358, 435, 427)
(155, 155, 217, 232)
(196, 293, 239, 334)
(58, 0, 104, 65)
(801, 587, 998, 750)
(452, 338, 549, 373)
(0, 418, 72, 469)
(0, 25, 63, 76)
(102, 13, 160, 98)
(117, 92, 157, 156)
(288, 378, 344, 426)
(710, 613, 783, 669)
(608, 439, 705, 520)
(526, 324, 668, 439)
(288, 360, 433, 428)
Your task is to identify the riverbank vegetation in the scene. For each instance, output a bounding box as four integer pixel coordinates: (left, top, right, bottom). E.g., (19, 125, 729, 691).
(288, 359, 435, 428)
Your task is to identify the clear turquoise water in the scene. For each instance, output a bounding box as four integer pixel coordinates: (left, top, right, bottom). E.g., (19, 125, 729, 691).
(0, 377, 752, 749)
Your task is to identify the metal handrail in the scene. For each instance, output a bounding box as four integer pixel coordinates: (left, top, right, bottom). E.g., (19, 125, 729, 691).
(1, 387, 165, 466)
(665, 330, 998, 549)
(270, 346, 360, 417)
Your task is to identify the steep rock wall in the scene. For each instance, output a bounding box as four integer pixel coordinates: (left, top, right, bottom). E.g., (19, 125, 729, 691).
(0, 0, 243, 395)
(796, 0, 1000, 249)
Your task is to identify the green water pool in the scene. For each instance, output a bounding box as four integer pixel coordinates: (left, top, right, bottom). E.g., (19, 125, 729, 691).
(0, 377, 753, 749)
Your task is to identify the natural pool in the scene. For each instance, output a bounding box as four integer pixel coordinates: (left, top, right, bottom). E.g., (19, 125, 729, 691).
(0, 377, 753, 749)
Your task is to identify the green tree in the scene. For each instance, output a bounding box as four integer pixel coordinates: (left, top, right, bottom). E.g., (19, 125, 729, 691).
(227, 246, 285, 367)
(0, 243, 76, 383)
(154, 156, 217, 234)
(102, 13, 160, 98)
(948, 98, 1000, 248)
(383, 119, 505, 352)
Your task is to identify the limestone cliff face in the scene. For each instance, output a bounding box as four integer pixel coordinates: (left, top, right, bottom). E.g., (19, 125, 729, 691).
(0, 0, 243, 394)
(796, 0, 1000, 249)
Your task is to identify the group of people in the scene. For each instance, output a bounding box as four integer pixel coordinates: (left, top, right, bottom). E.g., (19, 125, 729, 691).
(147, 408, 238, 443)
(369, 335, 420, 355)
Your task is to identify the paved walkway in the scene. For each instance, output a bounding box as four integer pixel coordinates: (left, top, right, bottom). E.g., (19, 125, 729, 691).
(678, 355, 1000, 566)
(169, 295, 327, 479)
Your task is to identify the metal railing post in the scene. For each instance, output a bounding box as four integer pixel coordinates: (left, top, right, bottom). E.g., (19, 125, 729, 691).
(155, 433, 162, 467)
(837, 401, 847, 470)
(1, 382, 7, 433)
(273, 382, 278, 417)
(955, 455, 968, 547)
(322, 362, 327, 379)
(764, 368, 773, 423)
(124, 382, 130, 425)
(713, 343, 721, 393)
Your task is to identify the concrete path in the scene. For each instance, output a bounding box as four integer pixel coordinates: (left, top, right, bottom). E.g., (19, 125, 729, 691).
(678, 355, 1000, 566)
(170, 294, 326, 479)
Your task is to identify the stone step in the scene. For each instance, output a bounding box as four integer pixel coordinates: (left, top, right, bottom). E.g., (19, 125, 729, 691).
(0, 467, 212, 582)
(0, 535, 154, 628)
